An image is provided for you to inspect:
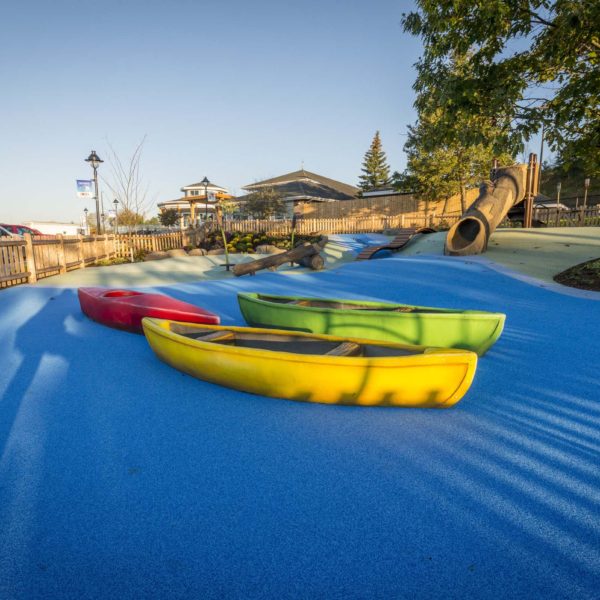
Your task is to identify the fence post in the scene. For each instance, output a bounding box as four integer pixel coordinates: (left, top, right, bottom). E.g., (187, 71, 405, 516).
(57, 234, 67, 274)
(78, 235, 85, 268)
(23, 233, 37, 283)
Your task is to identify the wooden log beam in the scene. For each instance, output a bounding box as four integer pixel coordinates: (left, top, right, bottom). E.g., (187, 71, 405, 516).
(297, 253, 325, 270)
(232, 242, 320, 277)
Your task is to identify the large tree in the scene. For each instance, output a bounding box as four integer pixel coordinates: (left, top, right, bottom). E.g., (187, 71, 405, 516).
(398, 54, 515, 212)
(402, 1, 600, 176)
(243, 187, 286, 219)
(358, 131, 391, 192)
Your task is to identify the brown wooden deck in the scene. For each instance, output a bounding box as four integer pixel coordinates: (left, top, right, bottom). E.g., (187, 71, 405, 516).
(355, 227, 435, 261)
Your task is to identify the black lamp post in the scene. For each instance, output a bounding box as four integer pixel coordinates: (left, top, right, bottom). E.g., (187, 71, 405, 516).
(113, 198, 119, 234)
(84, 208, 89, 235)
(201, 176, 210, 221)
(85, 150, 103, 234)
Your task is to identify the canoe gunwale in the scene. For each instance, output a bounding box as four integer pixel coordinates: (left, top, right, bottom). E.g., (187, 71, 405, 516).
(242, 292, 505, 321)
(143, 318, 475, 368)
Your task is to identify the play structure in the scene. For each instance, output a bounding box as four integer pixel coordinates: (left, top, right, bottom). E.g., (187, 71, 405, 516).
(355, 227, 436, 260)
(141, 318, 478, 408)
(445, 155, 540, 256)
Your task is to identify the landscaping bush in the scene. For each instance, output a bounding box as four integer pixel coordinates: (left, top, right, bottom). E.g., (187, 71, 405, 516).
(90, 257, 130, 267)
(200, 231, 322, 254)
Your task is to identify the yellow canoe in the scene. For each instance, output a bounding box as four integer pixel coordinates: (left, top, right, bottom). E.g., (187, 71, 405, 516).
(142, 318, 478, 408)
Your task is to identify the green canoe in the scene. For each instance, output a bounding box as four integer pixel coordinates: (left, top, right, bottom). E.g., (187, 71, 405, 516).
(237, 292, 505, 356)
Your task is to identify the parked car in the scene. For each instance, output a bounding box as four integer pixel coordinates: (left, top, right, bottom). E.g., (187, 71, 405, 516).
(0, 225, 19, 238)
(0, 223, 43, 236)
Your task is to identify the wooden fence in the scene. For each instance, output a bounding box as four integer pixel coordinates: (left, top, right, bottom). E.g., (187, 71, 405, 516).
(2, 209, 599, 290)
(533, 206, 600, 227)
(0, 231, 197, 289)
(222, 213, 455, 236)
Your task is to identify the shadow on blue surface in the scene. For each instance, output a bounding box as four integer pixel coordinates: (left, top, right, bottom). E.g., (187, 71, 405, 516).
(0, 257, 599, 599)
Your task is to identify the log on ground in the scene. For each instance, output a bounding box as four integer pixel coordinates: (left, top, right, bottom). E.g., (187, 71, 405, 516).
(232, 243, 320, 277)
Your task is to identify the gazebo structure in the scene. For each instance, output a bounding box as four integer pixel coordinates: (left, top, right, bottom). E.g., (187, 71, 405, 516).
(158, 180, 232, 228)
(237, 169, 358, 217)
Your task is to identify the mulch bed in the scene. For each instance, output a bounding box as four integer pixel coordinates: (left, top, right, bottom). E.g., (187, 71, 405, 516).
(554, 258, 600, 291)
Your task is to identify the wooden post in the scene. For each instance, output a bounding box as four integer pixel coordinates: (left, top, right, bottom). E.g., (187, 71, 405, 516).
(524, 153, 537, 228)
(57, 234, 67, 274)
(78, 235, 85, 268)
(23, 233, 37, 283)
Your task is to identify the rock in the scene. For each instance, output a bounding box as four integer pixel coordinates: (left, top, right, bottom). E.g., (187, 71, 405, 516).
(144, 251, 169, 261)
(167, 248, 188, 257)
(207, 248, 225, 255)
(256, 244, 285, 254)
(188, 248, 208, 256)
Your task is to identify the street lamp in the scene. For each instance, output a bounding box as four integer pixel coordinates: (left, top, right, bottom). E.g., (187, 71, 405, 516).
(85, 150, 103, 235)
(201, 176, 210, 221)
(555, 182, 562, 227)
(84, 207, 89, 235)
(113, 198, 119, 234)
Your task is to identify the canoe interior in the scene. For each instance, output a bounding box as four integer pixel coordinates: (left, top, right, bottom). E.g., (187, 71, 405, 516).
(170, 323, 421, 357)
(103, 290, 143, 298)
(255, 294, 448, 313)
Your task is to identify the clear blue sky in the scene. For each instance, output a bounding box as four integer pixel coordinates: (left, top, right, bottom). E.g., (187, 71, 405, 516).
(0, 0, 424, 223)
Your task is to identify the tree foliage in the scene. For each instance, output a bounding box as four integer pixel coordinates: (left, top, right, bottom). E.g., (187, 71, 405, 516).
(358, 131, 391, 192)
(117, 207, 144, 227)
(243, 187, 286, 219)
(398, 55, 515, 211)
(402, 1, 600, 175)
(159, 209, 179, 227)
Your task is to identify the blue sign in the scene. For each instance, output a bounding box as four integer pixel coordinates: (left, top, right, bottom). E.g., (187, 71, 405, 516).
(76, 179, 94, 198)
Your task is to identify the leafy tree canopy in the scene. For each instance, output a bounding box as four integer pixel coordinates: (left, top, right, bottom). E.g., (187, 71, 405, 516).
(117, 207, 145, 227)
(398, 55, 515, 211)
(403, 1, 600, 175)
(243, 187, 286, 219)
(358, 131, 391, 192)
(159, 209, 179, 227)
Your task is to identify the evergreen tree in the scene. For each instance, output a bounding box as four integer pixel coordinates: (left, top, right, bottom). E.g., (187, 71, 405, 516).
(358, 131, 391, 192)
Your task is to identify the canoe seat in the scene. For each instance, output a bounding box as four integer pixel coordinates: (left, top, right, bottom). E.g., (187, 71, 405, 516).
(355, 227, 436, 261)
(325, 342, 362, 356)
(193, 330, 236, 343)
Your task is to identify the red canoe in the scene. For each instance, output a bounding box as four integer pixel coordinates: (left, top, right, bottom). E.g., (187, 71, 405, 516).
(78, 287, 220, 333)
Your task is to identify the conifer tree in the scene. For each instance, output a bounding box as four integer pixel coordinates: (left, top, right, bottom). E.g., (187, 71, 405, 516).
(358, 131, 391, 192)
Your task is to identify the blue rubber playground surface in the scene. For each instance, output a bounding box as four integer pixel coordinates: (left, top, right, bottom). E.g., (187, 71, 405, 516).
(1, 253, 599, 598)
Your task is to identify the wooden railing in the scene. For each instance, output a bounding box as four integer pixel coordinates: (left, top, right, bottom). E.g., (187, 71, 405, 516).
(533, 206, 600, 227)
(221, 213, 455, 236)
(0, 231, 199, 290)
